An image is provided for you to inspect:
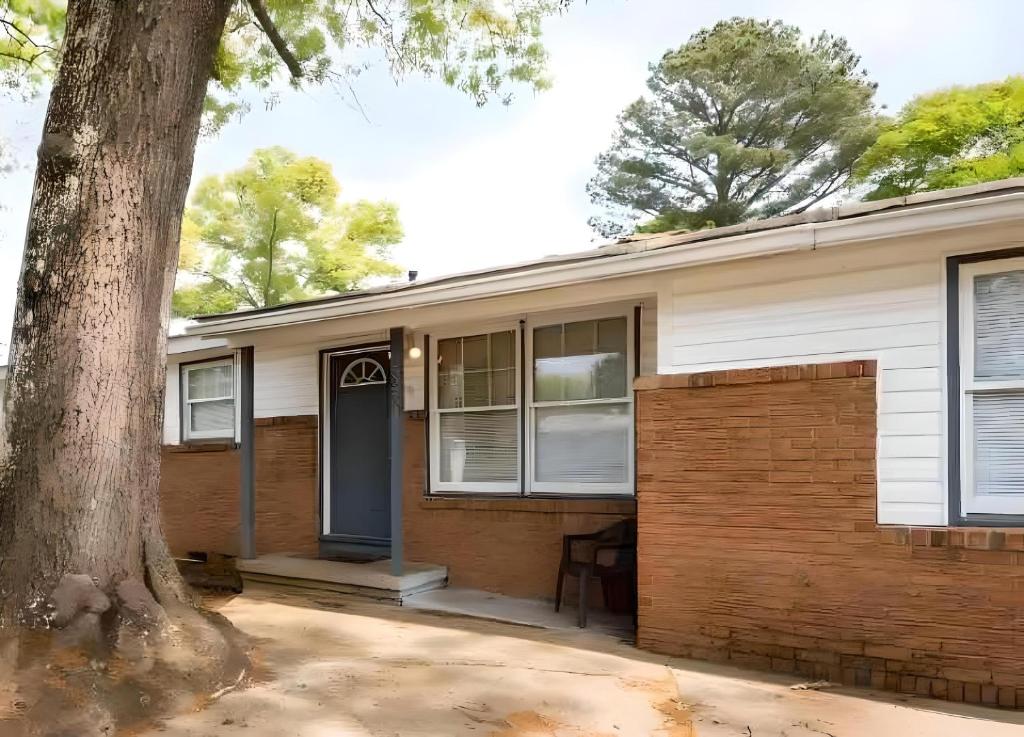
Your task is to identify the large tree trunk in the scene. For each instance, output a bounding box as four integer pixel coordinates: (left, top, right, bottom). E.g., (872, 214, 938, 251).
(0, 0, 231, 624)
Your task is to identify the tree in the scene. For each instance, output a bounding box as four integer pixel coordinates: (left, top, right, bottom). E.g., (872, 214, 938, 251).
(854, 76, 1024, 200)
(0, 0, 564, 730)
(173, 147, 401, 316)
(587, 18, 882, 237)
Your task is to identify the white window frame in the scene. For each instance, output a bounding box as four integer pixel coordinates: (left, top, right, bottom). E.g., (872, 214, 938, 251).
(181, 356, 239, 443)
(958, 256, 1024, 516)
(428, 322, 522, 494)
(525, 305, 635, 497)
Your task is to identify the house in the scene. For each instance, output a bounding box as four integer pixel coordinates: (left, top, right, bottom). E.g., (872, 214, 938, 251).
(159, 177, 1024, 706)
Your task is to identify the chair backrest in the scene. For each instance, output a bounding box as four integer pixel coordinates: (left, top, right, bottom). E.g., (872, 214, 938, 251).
(597, 518, 637, 546)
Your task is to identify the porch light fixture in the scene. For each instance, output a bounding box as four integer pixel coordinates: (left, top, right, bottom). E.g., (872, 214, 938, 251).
(408, 346, 422, 360)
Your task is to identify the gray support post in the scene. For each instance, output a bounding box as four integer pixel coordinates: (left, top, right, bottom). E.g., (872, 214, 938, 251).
(389, 327, 405, 576)
(239, 345, 256, 560)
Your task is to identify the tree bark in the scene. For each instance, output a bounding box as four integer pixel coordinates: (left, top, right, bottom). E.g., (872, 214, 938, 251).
(0, 0, 233, 624)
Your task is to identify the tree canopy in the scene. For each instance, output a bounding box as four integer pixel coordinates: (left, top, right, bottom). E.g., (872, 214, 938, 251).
(854, 76, 1024, 200)
(587, 17, 882, 237)
(173, 146, 402, 316)
(2, 0, 563, 129)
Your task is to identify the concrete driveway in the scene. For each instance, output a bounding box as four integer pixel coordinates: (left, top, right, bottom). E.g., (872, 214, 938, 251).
(146, 587, 1024, 737)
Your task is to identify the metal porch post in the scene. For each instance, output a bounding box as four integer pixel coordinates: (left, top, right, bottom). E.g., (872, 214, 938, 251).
(389, 327, 405, 576)
(239, 345, 256, 560)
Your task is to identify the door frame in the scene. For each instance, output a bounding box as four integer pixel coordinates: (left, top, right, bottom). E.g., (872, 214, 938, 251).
(318, 341, 392, 542)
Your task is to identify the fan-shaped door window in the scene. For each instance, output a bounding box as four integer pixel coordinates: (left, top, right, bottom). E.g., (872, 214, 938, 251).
(340, 357, 387, 387)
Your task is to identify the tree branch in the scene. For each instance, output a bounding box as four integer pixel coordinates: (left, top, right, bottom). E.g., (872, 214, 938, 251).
(246, 0, 303, 79)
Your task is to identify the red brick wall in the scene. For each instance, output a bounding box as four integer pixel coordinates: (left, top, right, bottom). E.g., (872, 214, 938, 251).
(160, 415, 318, 558)
(161, 443, 240, 556)
(402, 417, 636, 601)
(635, 361, 1024, 708)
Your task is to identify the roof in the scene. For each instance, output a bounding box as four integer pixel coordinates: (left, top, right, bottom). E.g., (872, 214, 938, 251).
(185, 178, 1024, 337)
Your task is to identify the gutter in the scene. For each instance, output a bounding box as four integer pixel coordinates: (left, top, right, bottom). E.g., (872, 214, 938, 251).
(186, 190, 1024, 337)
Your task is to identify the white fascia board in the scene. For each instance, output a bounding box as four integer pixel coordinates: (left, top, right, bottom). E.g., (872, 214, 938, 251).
(168, 334, 230, 354)
(186, 192, 1024, 338)
(812, 190, 1024, 249)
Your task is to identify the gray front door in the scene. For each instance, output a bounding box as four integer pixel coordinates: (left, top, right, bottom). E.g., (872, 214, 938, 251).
(329, 350, 390, 542)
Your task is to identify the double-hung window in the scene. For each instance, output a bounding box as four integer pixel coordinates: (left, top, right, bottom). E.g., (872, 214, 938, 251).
(181, 357, 237, 442)
(431, 329, 520, 493)
(529, 315, 633, 494)
(428, 309, 635, 497)
(958, 256, 1024, 517)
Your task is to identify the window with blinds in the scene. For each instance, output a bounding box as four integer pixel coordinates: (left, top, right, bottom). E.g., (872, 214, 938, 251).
(960, 259, 1024, 516)
(182, 357, 236, 442)
(433, 330, 519, 492)
(428, 310, 636, 497)
(530, 316, 632, 492)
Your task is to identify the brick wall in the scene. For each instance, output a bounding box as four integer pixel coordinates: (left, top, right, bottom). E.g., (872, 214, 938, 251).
(160, 415, 318, 558)
(635, 361, 1024, 708)
(402, 417, 636, 601)
(161, 443, 240, 556)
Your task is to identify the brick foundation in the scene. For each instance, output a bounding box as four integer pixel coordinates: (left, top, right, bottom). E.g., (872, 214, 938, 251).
(160, 415, 318, 558)
(402, 417, 635, 601)
(635, 361, 1024, 708)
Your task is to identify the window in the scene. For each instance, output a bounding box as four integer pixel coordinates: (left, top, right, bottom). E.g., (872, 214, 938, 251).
(529, 316, 632, 493)
(428, 309, 635, 497)
(181, 357, 237, 442)
(431, 330, 519, 492)
(958, 256, 1024, 517)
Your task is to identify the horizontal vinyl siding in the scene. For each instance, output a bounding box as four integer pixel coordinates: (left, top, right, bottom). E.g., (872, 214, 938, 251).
(253, 342, 321, 419)
(163, 363, 180, 445)
(664, 250, 945, 526)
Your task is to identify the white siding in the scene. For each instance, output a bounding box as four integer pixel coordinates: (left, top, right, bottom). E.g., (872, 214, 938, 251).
(253, 341, 322, 419)
(163, 363, 179, 445)
(662, 237, 958, 526)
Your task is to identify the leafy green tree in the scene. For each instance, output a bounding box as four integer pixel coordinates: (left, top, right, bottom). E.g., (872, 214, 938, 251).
(172, 147, 401, 316)
(855, 76, 1024, 200)
(0, 1, 567, 727)
(588, 18, 882, 237)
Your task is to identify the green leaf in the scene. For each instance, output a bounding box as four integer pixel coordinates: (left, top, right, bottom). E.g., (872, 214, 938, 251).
(855, 76, 1024, 199)
(173, 147, 403, 316)
(587, 18, 882, 237)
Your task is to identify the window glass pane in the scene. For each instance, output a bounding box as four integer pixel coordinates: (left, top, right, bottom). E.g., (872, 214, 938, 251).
(974, 270, 1024, 379)
(973, 392, 1024, 496)
(187, 363, 233, 400)
(563, 319, 594, 356)
(534, 403, 630, 484)
(534, 325, 561, 360)
(462, 334, 490, 408)
(190, 399, 235, 435)
(533, 317, 627, 401)
(437, 337, 462, 409)
(439, 409, 518, 483)
(490, 330, 516, 406)
(437, 332, 516, 409)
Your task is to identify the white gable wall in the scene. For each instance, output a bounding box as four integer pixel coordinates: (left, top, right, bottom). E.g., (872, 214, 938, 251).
(657, 220, 1022, 526)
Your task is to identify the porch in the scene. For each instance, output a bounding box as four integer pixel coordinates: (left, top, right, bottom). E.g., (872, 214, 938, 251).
(235, 553, 448, 603)
(232, 552, 635, 637)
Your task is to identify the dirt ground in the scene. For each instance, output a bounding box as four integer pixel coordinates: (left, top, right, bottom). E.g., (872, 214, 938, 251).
(144, 586, 1024, 737)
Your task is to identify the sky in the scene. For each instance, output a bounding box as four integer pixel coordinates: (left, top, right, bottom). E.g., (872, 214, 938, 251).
(0, 0, 1021, 361)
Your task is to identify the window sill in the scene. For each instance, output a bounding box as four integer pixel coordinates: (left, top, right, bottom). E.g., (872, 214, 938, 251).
(877, 525, 1024, 552)
(164, 441, 238, 453)
(419, 494, 636, 515)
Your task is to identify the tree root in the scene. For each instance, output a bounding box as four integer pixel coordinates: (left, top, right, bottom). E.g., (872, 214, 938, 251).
(0, 570, 250, 737)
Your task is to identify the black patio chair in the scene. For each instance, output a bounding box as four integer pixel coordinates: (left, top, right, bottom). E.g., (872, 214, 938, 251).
(554, 518, 637, 628)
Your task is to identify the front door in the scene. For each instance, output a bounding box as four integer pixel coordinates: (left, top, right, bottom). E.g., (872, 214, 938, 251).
(328, 349, 391, 543)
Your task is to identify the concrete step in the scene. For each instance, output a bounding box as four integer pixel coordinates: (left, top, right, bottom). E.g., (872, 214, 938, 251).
(235, 554, 447, 603)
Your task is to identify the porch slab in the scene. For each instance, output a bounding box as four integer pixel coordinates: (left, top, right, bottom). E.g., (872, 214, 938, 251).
(403, 586, 634, 639)
(236, 554, 447, 602)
